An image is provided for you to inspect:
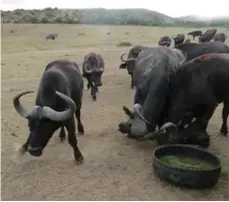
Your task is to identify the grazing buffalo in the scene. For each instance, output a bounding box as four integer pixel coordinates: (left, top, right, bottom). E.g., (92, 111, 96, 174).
(13, 60, 84, 163)
(119, 45, 148, 88)
(187, 30, 202, 40)
(159, 53, 229, 142)
(174, 41, 229, 61)
(82, 52, 105, 101)
(173, 34, 185, 46)
(199, 29, 217, 43)
(118, 46, 186, 138)
(158, 36, 172, 47)
(214, 32, 227, 43)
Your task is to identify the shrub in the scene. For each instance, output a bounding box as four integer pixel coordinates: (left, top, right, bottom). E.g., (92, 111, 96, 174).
(116, 41, 132, 47)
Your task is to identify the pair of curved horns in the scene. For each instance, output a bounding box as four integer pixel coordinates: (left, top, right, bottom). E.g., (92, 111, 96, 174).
(13, 90, 76, 122)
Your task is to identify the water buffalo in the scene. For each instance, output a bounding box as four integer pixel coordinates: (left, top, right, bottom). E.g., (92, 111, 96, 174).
(119, 45, 148, 88)
(214, 32, 227, 43)
(199, 29, 217, 43)
(173, 34, 185, 46)
(118, 46, 186, 138)
(82, 52, 105, 101)
(160, 53, 229, 140)
(187, 30, 202, 40)
(13, 60, 84, 163)
(174, 41, 229, 61)
(158, 36, 172, 47)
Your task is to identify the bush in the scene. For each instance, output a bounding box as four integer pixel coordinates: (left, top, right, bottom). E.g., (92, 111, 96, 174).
(116, 41, 132, 47)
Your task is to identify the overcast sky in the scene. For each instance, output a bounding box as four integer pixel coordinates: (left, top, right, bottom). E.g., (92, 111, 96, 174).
(1, 0, 229, 18)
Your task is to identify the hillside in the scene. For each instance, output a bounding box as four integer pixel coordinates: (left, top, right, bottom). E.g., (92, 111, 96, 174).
(1, 8, 229, 27)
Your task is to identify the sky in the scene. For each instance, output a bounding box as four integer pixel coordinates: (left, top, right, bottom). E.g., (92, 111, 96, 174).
(1, 0, 229, 18)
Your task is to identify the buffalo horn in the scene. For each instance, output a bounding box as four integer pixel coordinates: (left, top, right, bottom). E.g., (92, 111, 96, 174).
(142, 122, 178, 140)
(84, 64, 92, 74)
(133, 103, 150, 124)
(159, 122, 178, 131)
(41, 91, 76, 122)
(13, 91, 40, 119)
(179, 52, 187, 65)
(121, 53, 127, 62)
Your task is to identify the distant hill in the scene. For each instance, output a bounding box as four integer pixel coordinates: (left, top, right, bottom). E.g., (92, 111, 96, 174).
(1, 8, 229, 27)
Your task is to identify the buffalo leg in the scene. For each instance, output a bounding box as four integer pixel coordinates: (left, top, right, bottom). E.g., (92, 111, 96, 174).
(130, 74, 134, 89)
(65, 117, 84, 164)
(75, 107, 84, 135)
(91, 85, 97, 101)
(87, 82, 90, 90)
(59, 126, 66, 141)
(220, 101, 229, 136)
(200, 103, 217, 130)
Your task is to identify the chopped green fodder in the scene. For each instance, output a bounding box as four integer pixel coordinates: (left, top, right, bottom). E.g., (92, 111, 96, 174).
(160, 155, 214, 170)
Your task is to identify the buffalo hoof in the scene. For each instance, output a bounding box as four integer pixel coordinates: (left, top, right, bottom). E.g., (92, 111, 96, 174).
(220, 127, 228, 137)
(59, 131, 66, 142)
(78, 125, 84, 135)
(74, 152, 84, 165)
(78, 132, 84, 135)
(92, 95, 97, 101)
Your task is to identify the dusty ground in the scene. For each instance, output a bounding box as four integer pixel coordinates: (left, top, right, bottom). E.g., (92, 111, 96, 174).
(1, 24, 229, 200)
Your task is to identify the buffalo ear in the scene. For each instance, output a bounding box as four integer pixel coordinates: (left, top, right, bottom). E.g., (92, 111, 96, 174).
(123, 106, 134, 119)
(119, 63, 127, 69)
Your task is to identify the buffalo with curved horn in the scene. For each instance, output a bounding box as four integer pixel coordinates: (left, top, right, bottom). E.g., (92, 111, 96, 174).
(118, 46, 186, 138)
(13, 59, 85, 164)
(119, 45, 149, 89)
(82, 52, 105, 101)
(151, 53, 229, 144)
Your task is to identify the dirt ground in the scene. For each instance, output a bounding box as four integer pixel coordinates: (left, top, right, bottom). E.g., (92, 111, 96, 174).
(1, 24, 229, 200)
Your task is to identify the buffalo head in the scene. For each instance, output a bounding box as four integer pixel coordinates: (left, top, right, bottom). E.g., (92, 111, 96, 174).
(13, 90, 76, 156)
(83, 54, 104, 87)
(119, 104, 151, 137)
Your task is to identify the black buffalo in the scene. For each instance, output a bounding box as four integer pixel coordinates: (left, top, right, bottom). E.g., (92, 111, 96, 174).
(119, 45, 148, 88)
(199, 29, 217, 43)
(214, 32, 227, 43)
(158, 36, 172, 47)
(118, 46, 186, 138)
(187, 30, 202, 40)
(173, 34, 185, 46)
(82, 52, 105, 101)
(13, 60, 84, 163)
(160, 53, 229, 140)
(174, 41, 229, 61)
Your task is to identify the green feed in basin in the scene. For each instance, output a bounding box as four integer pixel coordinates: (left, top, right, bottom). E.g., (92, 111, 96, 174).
(159, 155, 215, 171)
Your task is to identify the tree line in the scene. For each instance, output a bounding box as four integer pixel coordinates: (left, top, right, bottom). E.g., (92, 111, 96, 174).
(1, 8, 229, 28)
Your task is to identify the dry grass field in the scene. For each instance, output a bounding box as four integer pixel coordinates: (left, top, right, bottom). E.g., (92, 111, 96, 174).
(1, 24, 229, 200)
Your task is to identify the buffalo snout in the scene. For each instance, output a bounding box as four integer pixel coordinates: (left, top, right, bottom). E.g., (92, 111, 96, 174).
(27, 145, 43, 157)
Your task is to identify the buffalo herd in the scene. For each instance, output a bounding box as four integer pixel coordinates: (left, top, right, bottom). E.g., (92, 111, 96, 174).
(13, 28, 229, 164)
